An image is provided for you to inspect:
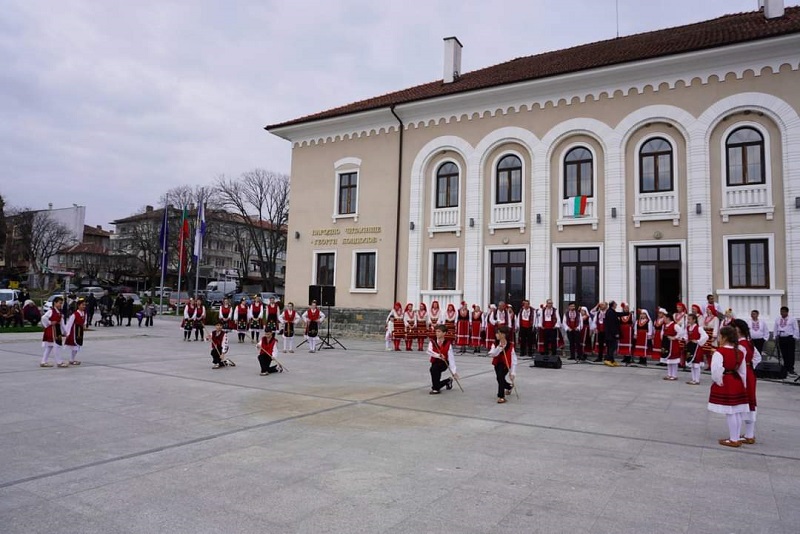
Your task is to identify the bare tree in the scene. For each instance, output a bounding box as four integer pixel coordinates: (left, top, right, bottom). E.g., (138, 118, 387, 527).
(215, 169, 288, 291)
(0, 195, 6, 266)
(11, 209, 77, 287)
(117, 209, 164, 290)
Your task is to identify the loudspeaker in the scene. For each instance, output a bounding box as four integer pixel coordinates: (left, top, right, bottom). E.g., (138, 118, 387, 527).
(755, 360, 786, 379)
(308, 285, 336, 307)
(533, 353, 562, 369)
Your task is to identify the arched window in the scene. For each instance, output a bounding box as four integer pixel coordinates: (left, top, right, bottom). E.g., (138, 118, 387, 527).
(435, 162, 459, 208)
(563, 147, 593, 198)
(726, 127, 765, 186)
(496, 155, 522, 204)
(639, 138, 673, 193)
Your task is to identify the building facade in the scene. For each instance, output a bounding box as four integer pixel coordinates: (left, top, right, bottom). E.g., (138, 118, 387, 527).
(268, 5, 800, 324)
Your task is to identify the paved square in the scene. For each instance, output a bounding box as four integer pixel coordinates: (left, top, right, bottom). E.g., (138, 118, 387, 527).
(1, 319, 799, 533)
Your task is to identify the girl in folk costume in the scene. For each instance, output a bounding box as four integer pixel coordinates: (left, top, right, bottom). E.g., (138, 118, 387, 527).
(63, 298, 87, 366)
(40, 296, 66, 367)
(205, 322, 234, 369)
(279, 302, 300, 353)
(484, 304, 497, 351)
(579, 306, 593, 361)
(488, 325, 517, 404)
(632, 309, 654, 366)
(233, 297, 249, 343)
(428, 301, 442, 342)
(661, 315, 684, 381)
(682, 312, 709, 385)
(403, 303, 416, 351)
(456, 301, 471, 353)
(414, 302, 430, 351)
(721, 308, 735, 329)
(182, 299, 196, 342)
(618, 302, 634, 364)
(701, 303, 720, 369)
(506, 304, 517, 346)
(218, 298, 235, 333)
(733, 319, 760, 445)
(303, 300, 325, 353)
(674, 302, 690, 367)
(708, 326, 750, 448)
(470, 304, 483, 354)
(257, 329, 284, 375)
(590, 302, 607, 363)
(426, 324, 458, 394)
(248, 295, 264, 343)
(264, 297, 280, 333)
(651, 308, 669, 362)
(386, 302, 404, 351)
(443, 303, 457, 343)
(193, 298, 207, 342)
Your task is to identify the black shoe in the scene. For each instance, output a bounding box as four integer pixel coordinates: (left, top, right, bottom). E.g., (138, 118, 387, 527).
(593, 357, 603, 363)
(429, 389, 440, 395)
(567, 356, 576, 360)
(445, 378, 453, 390)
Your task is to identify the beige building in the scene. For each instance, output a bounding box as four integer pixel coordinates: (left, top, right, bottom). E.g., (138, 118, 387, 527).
(268, 3, 800, 323)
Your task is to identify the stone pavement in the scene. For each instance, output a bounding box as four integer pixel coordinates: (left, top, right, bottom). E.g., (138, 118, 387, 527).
(1, 318, 799, 534)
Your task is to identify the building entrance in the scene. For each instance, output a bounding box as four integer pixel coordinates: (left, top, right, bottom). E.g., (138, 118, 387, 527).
(635, 245, 682, 317)
(490, 249, 526, 311)
(558, 248, 599, 312)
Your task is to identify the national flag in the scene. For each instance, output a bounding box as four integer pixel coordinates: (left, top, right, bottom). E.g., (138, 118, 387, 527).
(178, 206, 190, 275)
(571, 196, 588, 218)
(193, 201, 206, 263)
(158, 206, 169, 273)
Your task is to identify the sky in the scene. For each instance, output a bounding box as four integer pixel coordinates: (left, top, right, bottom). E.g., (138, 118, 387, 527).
(0, 0, 767, 229)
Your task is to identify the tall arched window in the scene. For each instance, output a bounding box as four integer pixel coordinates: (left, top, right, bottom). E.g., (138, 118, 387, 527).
(639, 138, 673, 193)
(563, 147, 593, 198)
(726, 127, 765, 186)
(496, 155, 522, 204)
(435, 162, 459, 208)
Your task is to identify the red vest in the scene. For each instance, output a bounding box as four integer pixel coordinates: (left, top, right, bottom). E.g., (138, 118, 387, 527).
(283, 309, 296, 322)
(220, 306, 232, 319)
(307, 308, 320, 321)
(519, 307, 533, 328)
(687, 324, 701, 342)
(211, 330, 226, 347)
(237, 304, 248, 317)
(430, 339, 452, 364)
(565, 310, 579, 329)
(251, 303, 262, 317)
(259, 336, 277, 355)
(492, 343, 514, 367)
(542, 308, 557, 329)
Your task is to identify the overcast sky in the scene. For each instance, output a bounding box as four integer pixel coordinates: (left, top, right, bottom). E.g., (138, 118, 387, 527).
(0, 0, 766, 229)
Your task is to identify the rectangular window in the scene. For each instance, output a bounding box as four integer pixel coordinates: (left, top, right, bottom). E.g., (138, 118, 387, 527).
(432, 252, 457, 290)
(316, 252, 335, 286)
(338, 172, 357, 215)
(354, 252, 376, 289)
(728, 239, 768, 289)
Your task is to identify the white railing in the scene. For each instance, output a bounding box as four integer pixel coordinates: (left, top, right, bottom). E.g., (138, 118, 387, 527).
(725, 184, 768, 208)
(492, 203, 523, 224)
(419, 290, 463, 311)
(716, 289, 784, 326)
(638, 191, 676, 214)
(560, 197, 595, 219)
(432, 207, 459, 227)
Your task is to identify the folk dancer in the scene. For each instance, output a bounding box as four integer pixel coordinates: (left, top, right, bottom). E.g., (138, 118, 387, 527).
(403, 303, 416, 351)
(721, 308, 735, 329)
(257, 329, 284, 375)
(540, 299, 560, 357)
(443, 303, 457, 343)
(182, 299, 196, 342)
(470, 305, 483, 354)
(456, 301, 471, 353)
(535, 304, 545, 355)
(193, 298, 207, 341)
(701, 304, 720, 372)
(702, 294, 722, 320)
(632, 309, 653, 366)
(40, 296, 66, 367)
(590, 302, 607, 363)
(279, 302, 300, 353)
(265, 296, 280, 334)
(651, 308, 669, 364)
(746, 309, 768, 355)
(415, 302, 430, 351)
(428, 300, 442, 338)
(579, 306, 593, 361)
(773, 306, 798, 377)
(303, 300, 325, 353)
(734, 319, 760, 445)
(488, 325, 517, 404)
(484, 304, 498, 351)
(233, 297, 249, 343)
(674, 302, 689, 368)
(218, 298, 235, 333)
(618, 303, 634, 365)
(507, 304, 517, 345)
(386, 302, 404, 351)
(206, 322, 234, 369)
(662, 315, 684, 381)
(562, 302, 582, 361)
(517, 300, 535, 358)
(63, 298, 87, 366)
(426, 324, 458, 394)
(682, 312, 709, 385)
(248, 295, 264, 343)
(708, 326, 749, 448)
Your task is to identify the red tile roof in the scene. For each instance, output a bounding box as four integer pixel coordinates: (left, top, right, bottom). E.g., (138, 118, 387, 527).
(266, 7, 800, 130)
(84, 224, 112, 237)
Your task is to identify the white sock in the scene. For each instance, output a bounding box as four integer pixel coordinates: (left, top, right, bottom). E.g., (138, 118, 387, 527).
(41, 346, 52, 364)
(692, 364, 701, 383)
(726, 414, 739, 442)
(309, 339, 316, 351)
(743, 410, 756, 439)
(70, 349, 79, 362)
(667, 363, 678, 378)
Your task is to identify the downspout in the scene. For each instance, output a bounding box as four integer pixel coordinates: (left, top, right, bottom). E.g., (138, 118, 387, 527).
(390, 105, 404, 304)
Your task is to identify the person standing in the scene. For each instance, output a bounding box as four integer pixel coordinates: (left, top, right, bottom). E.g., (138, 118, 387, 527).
(303, 300, 325, 353)
(517, 300, 535, 358)
(488, 325, 517, 404)
(773, 306, 798, 377)
(63, 298, 87, 366)
(205, 322, 234, 369)
(618, 303, 634, 365)
(579, 306, 593, 362)
(415, 303, 430, 352)
(248, 295, 264, 343)
(113, 294, 125, 326)
(403, 303, 417, 351)
(746, 309, 768, 355)
(470, 304, 483, 354)
(193, 297, 207, 341)
(683, 313, 709, 385)
(86, 293, 97, 329)
(443, 303, 457, 344)
(142, 298, 156, 327)
(662, 315, 683, 381)
(484, 304, 497, 351)
(218, 297, 234, 333)
(540, 299, 560, 357)
(734, 318, 760, 445)
(701, 303, 720, 370)
(40, 296, 66, 368)
(455, 301, 470, 353)
(386, 302, 404, 352)
(590, 302, 608, 363)
(562, 302, 582, 361)
(426, 324, 457, 394)
(257, 329, 283, 375)
(632, 309, 653, 367)
(603, 301, 623, 367)
(265, 296, 280, 334)
(279, 302, 300, 353)
(182, 298, 196, 341)
(124, 295, 134, 326)
(234, 297, 249, 343)
(708, 326, 749, 448)
(651, 308, 668, 363)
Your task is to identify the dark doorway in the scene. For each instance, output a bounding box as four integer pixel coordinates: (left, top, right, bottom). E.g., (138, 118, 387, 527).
(558, 248, 600, 312)
(635, 245, 682, 317)
(490, 249, 526, 310)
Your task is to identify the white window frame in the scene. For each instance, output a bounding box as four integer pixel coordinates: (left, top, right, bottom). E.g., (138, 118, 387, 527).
(557, 142, 599, 231)
(312, 250, 337, 286)
(632, 133, 681, 227)
(427, 248, 460, 291)
(428, 158, 463, 237)
(332, 157, 361, 223)
(721, 233, 776, 291)
(719, 121, 774, 222)
(489, 150, 527, 234)
(350, 249, 378, 293)
(718, 233, 783, 321)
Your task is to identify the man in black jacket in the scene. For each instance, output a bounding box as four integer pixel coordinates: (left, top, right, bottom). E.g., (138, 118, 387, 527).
(604, 300, 623, 367)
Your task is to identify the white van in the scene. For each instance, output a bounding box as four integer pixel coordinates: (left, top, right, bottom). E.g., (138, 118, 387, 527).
(205, 281, 237, 295)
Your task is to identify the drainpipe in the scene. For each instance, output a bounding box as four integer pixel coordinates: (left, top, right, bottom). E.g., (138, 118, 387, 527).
(390, 105, 404, 304)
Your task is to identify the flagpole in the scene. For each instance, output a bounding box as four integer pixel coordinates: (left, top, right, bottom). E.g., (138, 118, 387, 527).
(193, 196, 205, 303)
(176, 205, 185, 317)
(158, 204, 168, 313)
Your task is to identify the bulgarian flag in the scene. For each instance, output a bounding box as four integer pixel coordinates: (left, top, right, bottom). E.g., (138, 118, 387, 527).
(571, 196, 588, 218)
(178, 206, 190, 275)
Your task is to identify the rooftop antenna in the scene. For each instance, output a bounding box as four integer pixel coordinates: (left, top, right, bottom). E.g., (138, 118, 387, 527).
(615, 0, 620, 38)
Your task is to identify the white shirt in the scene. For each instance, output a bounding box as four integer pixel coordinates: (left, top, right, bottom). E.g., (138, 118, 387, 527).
(746, 318, 769, 340)
(488, 342, 518, 375)
(774, 315, 799, 338)
(426, 340, 457, 375)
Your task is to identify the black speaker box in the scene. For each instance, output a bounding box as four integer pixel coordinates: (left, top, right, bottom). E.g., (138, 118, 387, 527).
(308, 285, 336, 307)
(533, 353, 562, 369)
(755, 360, 787, 379)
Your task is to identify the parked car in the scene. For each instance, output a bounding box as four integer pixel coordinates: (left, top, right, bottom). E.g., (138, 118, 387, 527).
(141, 286, 172, 298)
(260, 292, 282, 306)
(121, 293, 142, 306)
(0, 288, 20, 306)
(42, 294, 64, 313)
(77, 286, 105, 299)
(111, 285, 135, 294)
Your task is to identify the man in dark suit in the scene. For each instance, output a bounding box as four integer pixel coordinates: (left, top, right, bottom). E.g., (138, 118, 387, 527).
(604, 300, 622, 367)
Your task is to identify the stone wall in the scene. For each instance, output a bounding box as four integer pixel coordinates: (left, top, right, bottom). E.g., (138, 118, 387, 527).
(321, 307, 387, 339)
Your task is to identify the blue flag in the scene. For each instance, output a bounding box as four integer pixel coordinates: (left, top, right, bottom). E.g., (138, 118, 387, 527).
(193, 202, 206, 262)
(158, 207, 169, 273)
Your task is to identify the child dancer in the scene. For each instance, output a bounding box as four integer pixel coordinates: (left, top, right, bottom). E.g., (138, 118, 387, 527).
(63, 298, 87, 366)
(683, 312, 709, 385)
(488, 325, 517, 404)
(193, 297, 207, 341)
(206, 322, 234, 369)
(257, 329, 284, 375)
(234, 297, 249, 343)
(403, 303, 416, 351)
(279, 302, 300, 353)
(386, 302, 404, 351)
(734, 319, 760, 445)
(182, 299, 196, 341)
(248, 295, 264, 343)
(632, 309, 653, 366)
(708, 326, 749, 447)
(40, 296, 66, 368)
(303, 300, 325, 353)
(662, 315, 683, 381)
(426, 324, 458, 394)
(415, 302, 430, 351)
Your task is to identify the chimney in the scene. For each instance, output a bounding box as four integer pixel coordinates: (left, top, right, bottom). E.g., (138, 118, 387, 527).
(443, 36, 463, 84)
(145, 205, 153, 212)
(763, 0, 785, 18)
(96, 225, 102, 230)
(48, 203, 53, 210)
